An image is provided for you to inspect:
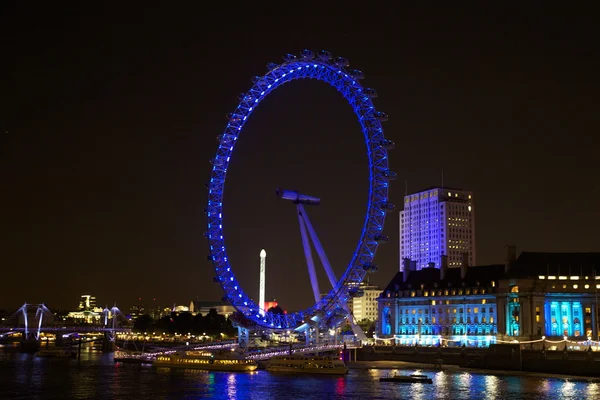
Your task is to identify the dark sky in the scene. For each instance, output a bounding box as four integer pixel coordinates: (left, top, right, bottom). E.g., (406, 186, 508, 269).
(1, 4, 598, 313)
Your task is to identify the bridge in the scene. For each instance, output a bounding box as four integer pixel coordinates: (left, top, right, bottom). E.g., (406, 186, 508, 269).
(0, 303, 131, 352)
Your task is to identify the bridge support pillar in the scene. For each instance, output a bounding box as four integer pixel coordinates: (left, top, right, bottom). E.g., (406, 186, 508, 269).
(102, 331, 116, 352)
(238, 326, 249, 348)
(20, 337, 40, 353)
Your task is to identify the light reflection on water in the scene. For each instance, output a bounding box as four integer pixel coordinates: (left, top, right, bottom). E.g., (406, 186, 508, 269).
(0, 352, 598, 399)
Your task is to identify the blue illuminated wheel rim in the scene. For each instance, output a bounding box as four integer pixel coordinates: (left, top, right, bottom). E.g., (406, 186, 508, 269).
(206, 50, 395, 330)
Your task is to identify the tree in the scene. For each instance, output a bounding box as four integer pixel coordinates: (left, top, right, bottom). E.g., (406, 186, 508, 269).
(267, 305, 285, 315)
(357, 318, 374, 333)
(174, 312, 193, 334)
(133, 314, 154, 333)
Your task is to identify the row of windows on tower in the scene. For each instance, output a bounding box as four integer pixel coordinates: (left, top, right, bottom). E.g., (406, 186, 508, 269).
(402, 306, 494, 315)
(400, 316, 495, 324)
(399, 326, 496, 336)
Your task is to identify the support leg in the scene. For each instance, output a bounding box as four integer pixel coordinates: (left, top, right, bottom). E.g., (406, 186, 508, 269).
(298, 205, 321, 303)
(298, 204, 338, 288)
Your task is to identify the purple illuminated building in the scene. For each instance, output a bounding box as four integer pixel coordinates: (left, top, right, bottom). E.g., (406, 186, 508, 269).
(399, 187, 476, 271)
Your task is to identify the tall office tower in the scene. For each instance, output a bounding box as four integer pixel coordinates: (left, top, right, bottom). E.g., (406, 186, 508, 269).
(399, 187, 475, 271)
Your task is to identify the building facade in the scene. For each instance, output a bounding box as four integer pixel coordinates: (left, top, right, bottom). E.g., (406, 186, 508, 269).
(189, 300, 235, 318)
(351, 283, 382, 322)
(78, 294, 97, 311)
(377, 250, 600, 347)
(399, 187, 475, 271)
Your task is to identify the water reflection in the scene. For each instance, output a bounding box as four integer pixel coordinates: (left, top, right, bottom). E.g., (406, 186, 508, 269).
(227, 373, 237, 399)
(2, 351, 600, 400)
(586, 382, 599, 398)
(484, 375, 499, 399)
(335, 376, 346, 396)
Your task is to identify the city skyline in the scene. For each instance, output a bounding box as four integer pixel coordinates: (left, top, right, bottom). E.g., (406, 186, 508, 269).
(1, 4, 599, 312)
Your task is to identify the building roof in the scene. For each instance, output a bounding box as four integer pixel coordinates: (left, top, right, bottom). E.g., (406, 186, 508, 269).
(507, 252, 600, 278)
(381, 252, 600, 296)
(190, 300, 232, 308)
(382, 264, 505, 293)
(411, 186, 465, 194)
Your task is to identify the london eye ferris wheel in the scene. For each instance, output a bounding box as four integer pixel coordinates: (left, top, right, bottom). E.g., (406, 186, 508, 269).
(205, 49, 396, 332)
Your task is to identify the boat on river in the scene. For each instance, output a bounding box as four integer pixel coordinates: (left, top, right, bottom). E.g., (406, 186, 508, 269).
(153, 350, 257, 372)
(379, 373, 433, 384)
(113, 350, 153, 364)
(266, 355, 348, 375)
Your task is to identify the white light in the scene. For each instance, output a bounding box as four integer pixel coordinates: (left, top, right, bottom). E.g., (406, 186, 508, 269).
(260, 249, 267, 257)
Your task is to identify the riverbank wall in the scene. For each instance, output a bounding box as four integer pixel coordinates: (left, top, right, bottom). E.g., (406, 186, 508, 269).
(356, 344, 600, 377)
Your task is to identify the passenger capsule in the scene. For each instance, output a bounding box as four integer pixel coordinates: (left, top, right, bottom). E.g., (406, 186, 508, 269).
(317, 50, 332, 60)
(383, 169, 398, 180)
(380, 202, 396, 212)
(333, 57, 349, 67)
(362, 262, 378, 272)
(251, 75, 262, 83)
(300, 49, 314, 59)
(348, 69, 364, 79)
(373, 234, 389, 243)
(283, 53, 297, 62)
(364, 88, 378, 98)
(379, 139, 395, 149)
(267, 62, 278, 71)
(374, 111, 388, 121)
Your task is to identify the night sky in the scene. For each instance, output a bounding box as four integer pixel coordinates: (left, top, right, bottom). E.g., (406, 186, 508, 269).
(1, 4, 598, 313)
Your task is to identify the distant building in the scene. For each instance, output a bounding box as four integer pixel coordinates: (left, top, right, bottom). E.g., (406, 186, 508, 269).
(129, 304, 145, 320)
(189, 300, 235, 318)
(78, 294, 97, 311)
(68, 294, 102, 323)
(350, 282, 382, 322)
(399, 187, 475, 271)
(378, 249, 600, 346)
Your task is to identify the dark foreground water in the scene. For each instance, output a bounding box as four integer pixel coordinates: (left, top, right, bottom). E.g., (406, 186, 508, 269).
(0, 349, 599, 399)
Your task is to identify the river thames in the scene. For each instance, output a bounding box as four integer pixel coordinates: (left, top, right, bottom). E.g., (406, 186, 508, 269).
(1, 349, 598, 399)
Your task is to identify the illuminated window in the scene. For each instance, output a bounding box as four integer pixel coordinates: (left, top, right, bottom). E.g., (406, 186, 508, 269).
(431, 300, 436, 306)
(482, 299, 486, 304)
(510, 286, 519, 293)
(570, 276, 579, 280)
(597, 285, 600, 289)
(559, 276, 567, 280)
(474, 308, 479, 313)
(573, 284, 578, 289)
(491, 281, 495, 288)
(444, 290, 448, 296)
(538, 276, 545, 280)
(585, 284, 590, 289)
(548, 276, 556, 280)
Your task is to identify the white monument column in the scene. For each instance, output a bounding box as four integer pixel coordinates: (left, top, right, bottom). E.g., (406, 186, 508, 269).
(259, 249, 266, 315)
